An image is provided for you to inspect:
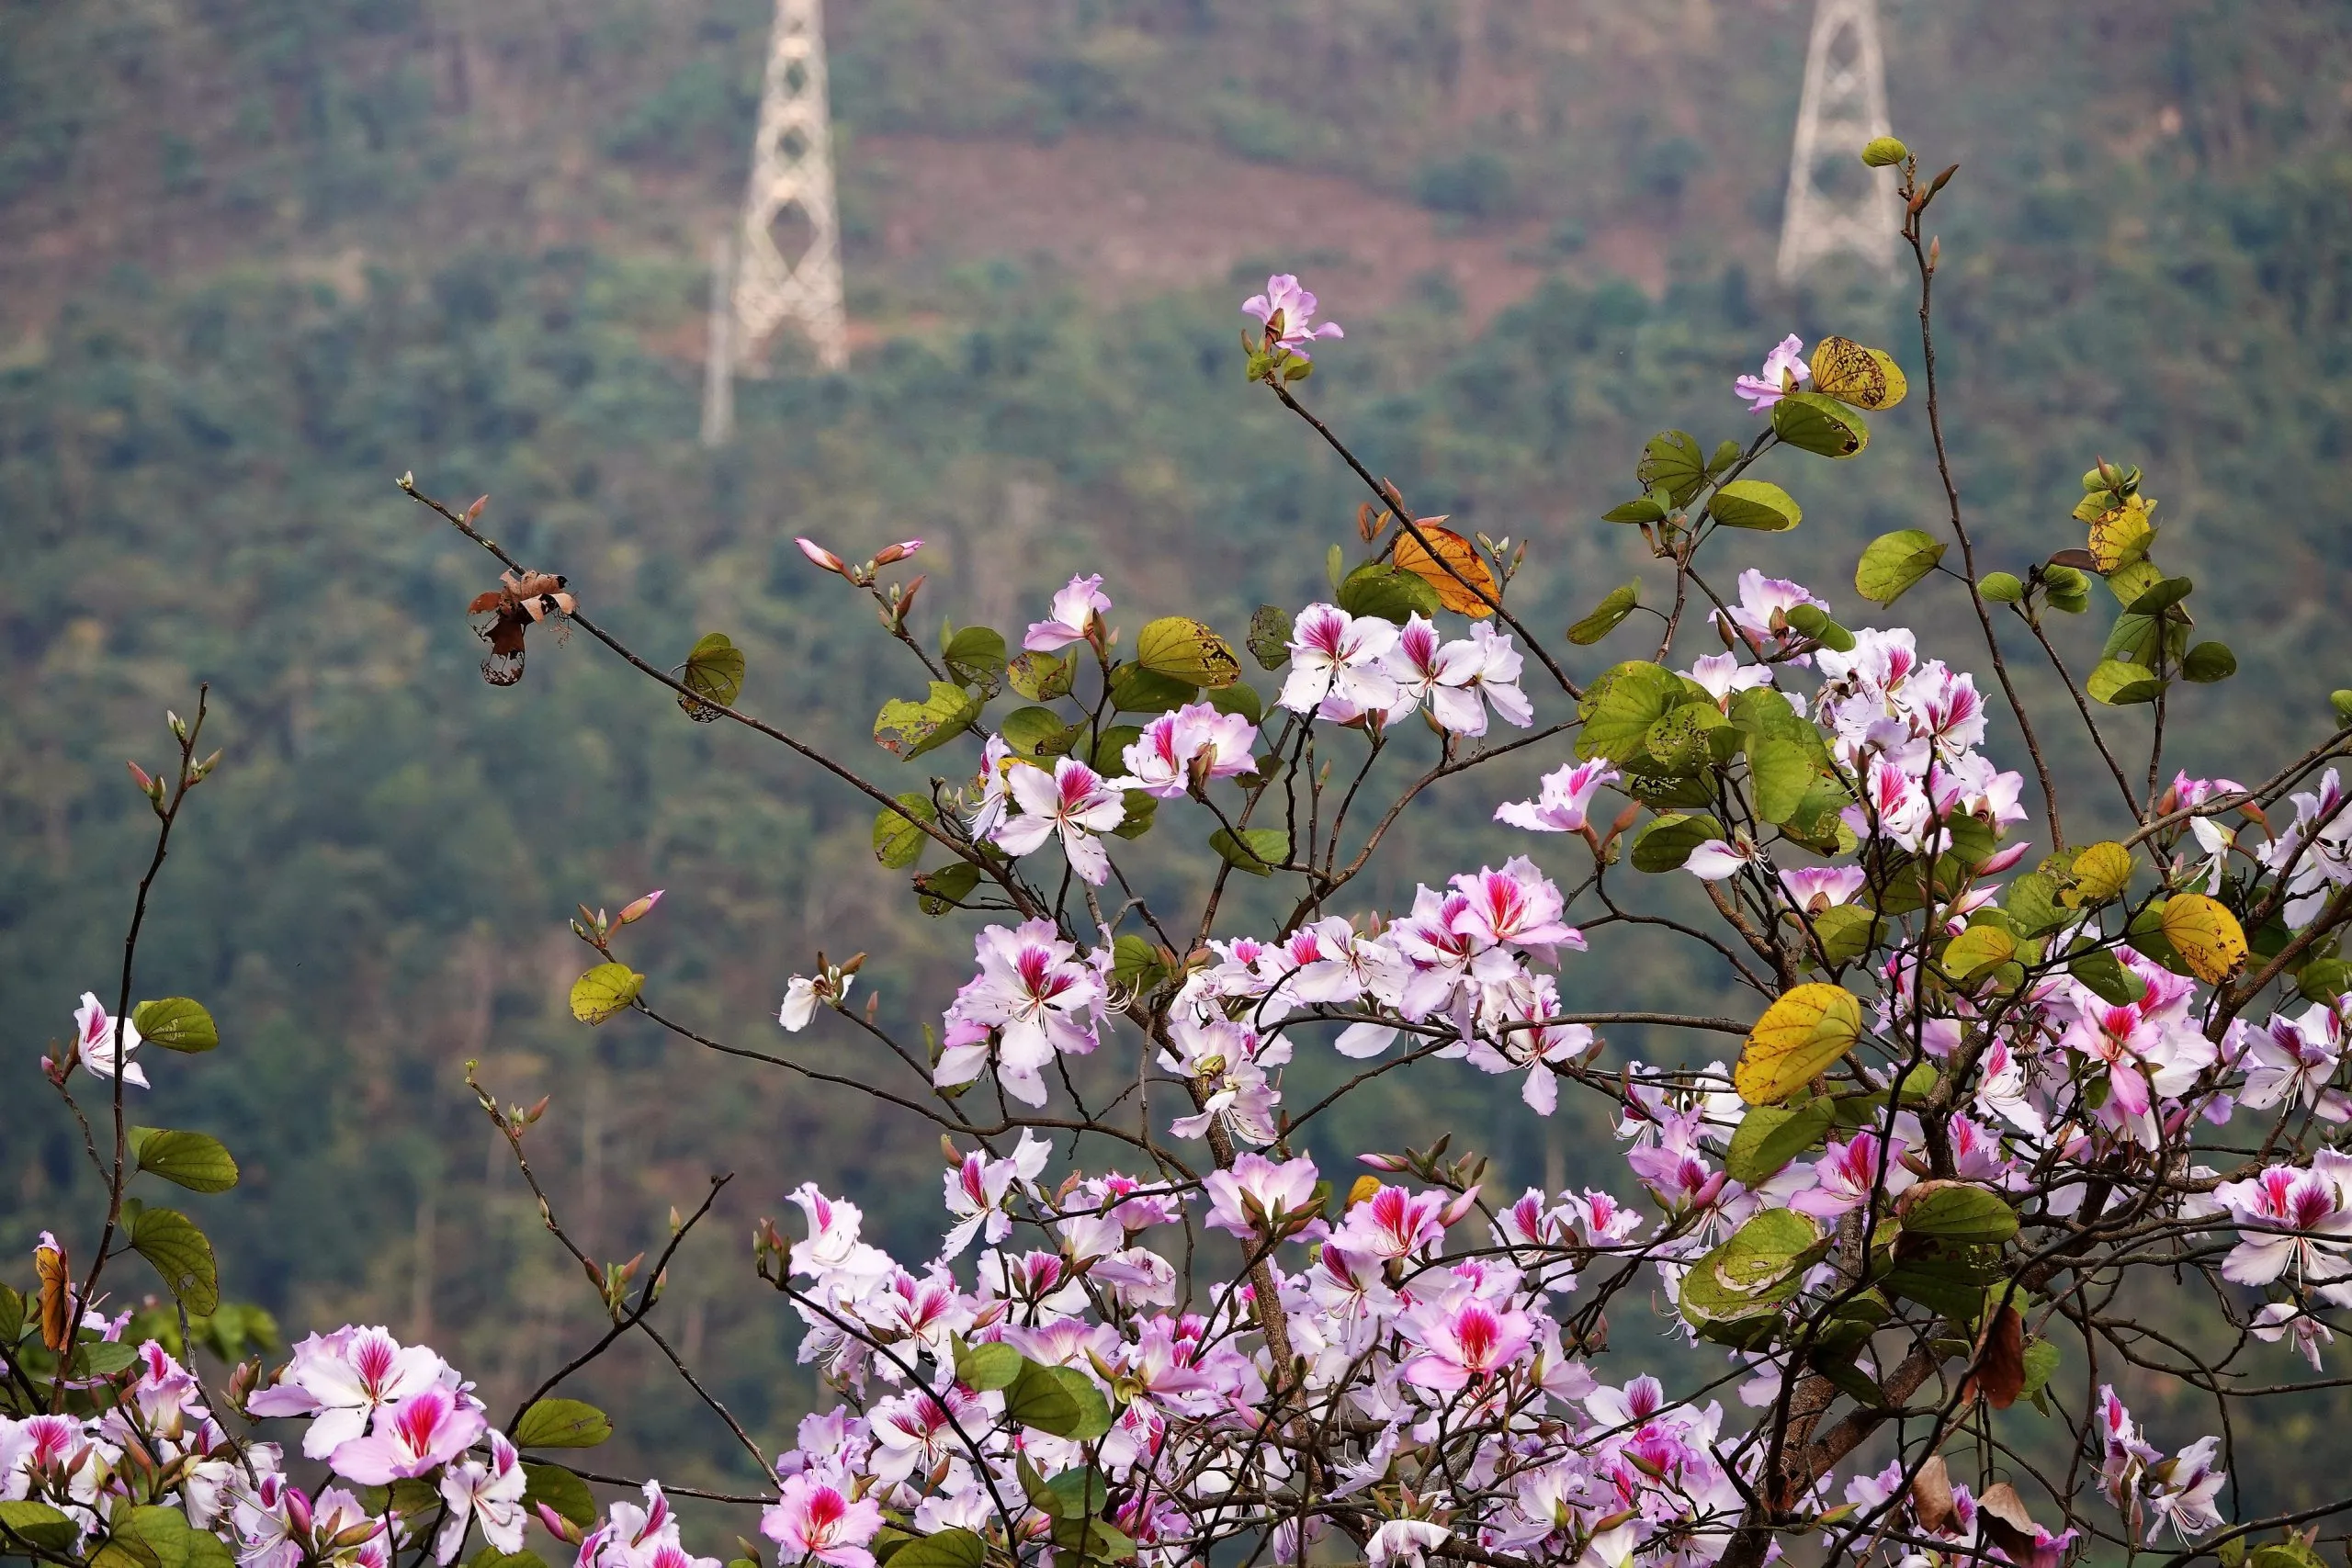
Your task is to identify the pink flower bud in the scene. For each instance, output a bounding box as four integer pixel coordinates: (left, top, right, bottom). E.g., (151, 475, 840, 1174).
(1441, 1186, 1484, 1226)
(285, 1486, 313, 1538)
(126, 760, 154, 793)
(616, 889, 664, 925)
(796, 537, 848, 575)
(872, 539, 924, 565)
(1978, 841, 2030, 874)
(537, 1504, 583, 1544)
(1357, 1152, 1410, 1172)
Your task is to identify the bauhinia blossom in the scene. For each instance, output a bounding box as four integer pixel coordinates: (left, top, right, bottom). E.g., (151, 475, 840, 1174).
(1734, 333, 1810, 412)
(1279, 604, 1400, 718)
(990, 757, 1127, 885)
(1242, 274, 1343, 359)
(1023, 573, 1111, 652)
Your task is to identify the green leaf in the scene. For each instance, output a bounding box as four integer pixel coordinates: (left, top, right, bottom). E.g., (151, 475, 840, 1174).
(1003, 1361, 1114, 1440)
(1136, 617, 1241, 688)
(677, 632, 746, 722)
(942, 626, 1008, 693)
(1897, 1180, 2018, 1244)
(1247, 606, 1293, 671)
(1807, 905, 1882, 966)
(2019, 1337, 2060, 1400)
(1110, 935, 1172, 998)
(1724, 1100, 1835, 1187)
(0, 1282, 20, 1348)
(1336, 561, 1442, 622)
(1679, 1210, 1826, 1329)
(1706, 479, 1803, 532)
(952, 1337, 1024, 1392)
(1601, 496, 1667, 525)
(1643, 703, 1728, 775)
(1001, 706, 1075, 760)
(131, 998, 218, 1054)
(1325, 544, 1344, 590)
(1038, 1467, 1109, 1521)
(887, 1531, 987, 1568)
(1860, 135, 1910, 167)
(1566, 581, 1643, 646)
(2070, 948, 2138, 1006)
(914, 862, 981, 916)
(1635, 431, 1709, 504)
(1577, 660, 1681, 763)
(128, 1205, 219, 1314)
(873, 794, 937, 870)
(2298, 957, 2352, 1005)
(1630, 813, 1724, 874)
(2005, 872, 2067, 935)
(130, 1128, 239, 1194)
(875, 682, 986, 760)
(1749, 737, 1817, 824)
(570, 963, 645, 1026)
(2183, 641, 2237, 682)
(469, 1552, 548, 1568)
(1854, 530, 1947, 604)
(1090, 725, 1143, 776)
(94, 1505, 193, 1568)
(1008, 650, 1077, 701)
(1781, 603, 1856, 652)
(1205, 681, 1263, 725)
(1941, 925, 2016, 981)
(522, 1463, 596, 1529)
(512, 1398, 612, 1449)
(1209, 828, 1288, 876)
(0, 1501, 79, 1554)
(2042, 564, 2091, 614)
(2086, 659, 2164, 705)
(2101, 610, 2159, 665)
(74, 1339, 141, 1377)
(2124, 574, 2194, 616)
(1108, 664, 1198, 715)
(1978, 571, 2025, 604)
(1770, 390, 1870, 458)
(1882, 1250, 2005, 1317)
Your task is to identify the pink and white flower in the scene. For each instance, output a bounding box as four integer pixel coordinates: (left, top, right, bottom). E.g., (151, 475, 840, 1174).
(1118, 702, 1259, 798)
(1023, 574, 1111, 653)
(71, 992, 147, 1089)
(935, 920, 1103, 1107)
(328, 1384, 486, 1485)
(762, 1472, 885, 1568)
(1734, 333, 1810, 412)
(1279, 604, 1400, 718)
(246, 1326, 455, 1460)
(1400, 1298, 1533, 1392)
(435, 1432, 526, 1563)
(1204, 1153, 1321, 1239)
(1495, 760, 1617, 834)
(1243, 274, 1344, 359)
(990, 758, 1127, 886)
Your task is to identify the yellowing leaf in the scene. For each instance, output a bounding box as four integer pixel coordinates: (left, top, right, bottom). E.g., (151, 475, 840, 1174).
(1735, 984, 1865, 1106)
(1809, 336, 1908, 410)
(1942, 924, 2017, 981)
(2087, 494, 2155, 573)
(570, 963, 644, 1026)
(2066, 841, 2133, 908)
(1393, 524, 1499, 617)
(2161, 893, 2248, 984)
(676, 632, 745, 723)
(1135, 616, 1242, 688)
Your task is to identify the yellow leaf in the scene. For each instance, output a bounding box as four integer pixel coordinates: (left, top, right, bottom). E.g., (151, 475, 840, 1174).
(1808, 335, 1908, 411)
(2066, 841, 2133, 908)
(2161, 893, 2248, 985)
(1134, 616, 1242, 689)
(1393, 523, 1500, 618)
(1345, 1175, 1383, 1210)
(570, 963, 645, 1026)
(2087, 494, 2155, 573)
(1735, 984, 1865, 1106)
(1942, 924, 2017, 981)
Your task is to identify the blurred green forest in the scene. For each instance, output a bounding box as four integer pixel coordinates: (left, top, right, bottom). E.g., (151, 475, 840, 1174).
(6, 0, 2352, 1526)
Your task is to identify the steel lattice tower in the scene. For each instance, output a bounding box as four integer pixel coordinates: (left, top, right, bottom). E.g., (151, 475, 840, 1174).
(703, 0, 845, 446)
(1775, 0, 1900, 284)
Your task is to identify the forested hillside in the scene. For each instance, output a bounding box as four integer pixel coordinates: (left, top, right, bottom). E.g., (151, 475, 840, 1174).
(6, 0, 2352, 1511)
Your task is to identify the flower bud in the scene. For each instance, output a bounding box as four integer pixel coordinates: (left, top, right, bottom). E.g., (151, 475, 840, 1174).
(796, 537, 848, 575)
(1440, 1185, 1484, 1226)
(127, 760, 154, 795)
(616, 889, 664, 925)
(871, 539, 923, 566)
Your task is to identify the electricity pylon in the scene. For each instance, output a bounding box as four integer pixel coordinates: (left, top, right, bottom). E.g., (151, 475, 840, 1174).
(702, 0, 845, 447)
(1775, 0, 1900, 284)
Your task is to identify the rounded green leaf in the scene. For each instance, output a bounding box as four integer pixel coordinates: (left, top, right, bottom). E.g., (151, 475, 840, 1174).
(131, 998, 218, 1054)
(887, 1531, 987, 1568)
(873, 794, 936, 870)
(914, 862, 981, 916)
(512, 1398, 613, 1449)
(129, 1205, 220, 1315)
(521, 1464, 596, 1529)
(130, 1129, 240, 1194)
(2123, 575, 2194, 615)
(1003, 1361, 1113, 1440)
(1001, 706, 1075, 760)
(1205, 680, 1263, 725)
(1601, 496, 1668, 525)
(2182, 641, 2236, 683)
(1577, 661, 1681, 762)
(1724, 1100, 1835, 1187)
(953, 1338, 1023, 1392)
(1977, 571, 2025, 604)
(875, 682, 986, 760)
(1896, 1180, 2018, 1244)
(1854, 530, 1947, 605)
(1108, 665, 1198, 715)
(1860, 135, 1910, 167)
(676, 633, 745, 723)
(1770, 390, 1870, 458)
(941, 626, 1008, 691)
(1636, 431, 1709, 504)
(1566, 581, 1643, 646)
(569, 963, 644, 1026)
(1136, 616, 1242, 688)
(1941, 924, 2017, 981)
(1707, 479, 1804, 532)
(1631, 813, 1724, 874)
(1209, 828, 1288, 876)
(0, 1501, 80, 1554)
(2086, 659, 2164, 705)
(1247, 606, 1293, 671)
(1336, 561, 1442, 622)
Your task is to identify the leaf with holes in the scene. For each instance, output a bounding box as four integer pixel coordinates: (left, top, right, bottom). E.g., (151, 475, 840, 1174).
(2161, 893, 2248, 985)
(873, 794, 936, 870)
(875, 682, 985, 760)
(1246, 606, 1293, 671)
(570, 964, 644, 1026)
(131, 998, 217, 1054)
(1136, 616, 1242, 687)
(1808, 336, 1908, 410)
(677, 633, 745, 722)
